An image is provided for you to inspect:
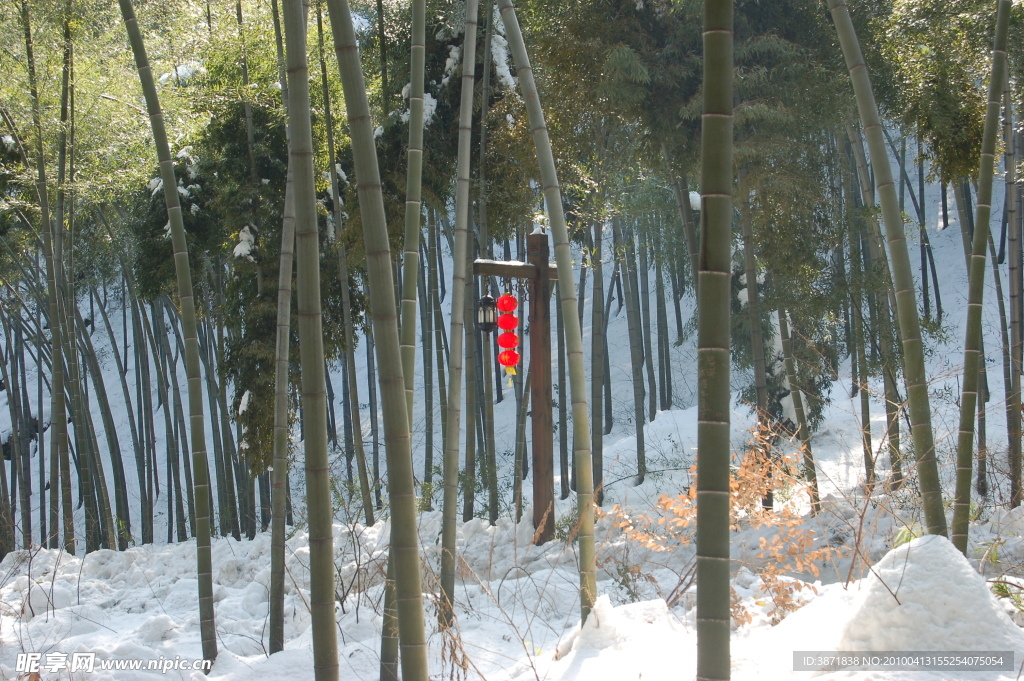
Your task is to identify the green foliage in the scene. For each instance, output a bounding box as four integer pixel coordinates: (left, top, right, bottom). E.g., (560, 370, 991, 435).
(877, 0, 991, 182)
(732, 141, 844, 433)
(130, 147, 219, 301)
(126, 86, 363, 474)
(554, 504, 580, 544)
(991, 580, 1021, 607)
(892, 523, 921, 548)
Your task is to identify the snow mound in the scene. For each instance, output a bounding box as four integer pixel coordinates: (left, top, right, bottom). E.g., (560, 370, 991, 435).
(745, 535, 1024, 679)
(839, 535, 1024, 652)
(549, 595, 693, 680)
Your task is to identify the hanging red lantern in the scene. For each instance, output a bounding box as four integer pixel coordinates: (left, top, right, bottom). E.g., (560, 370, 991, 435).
(497, 313, 519, 331)
(496, 292, 520, 382)
(497, 331, 519, 349)
(496, 293, 518, 312)
(498, 349, 520, 368)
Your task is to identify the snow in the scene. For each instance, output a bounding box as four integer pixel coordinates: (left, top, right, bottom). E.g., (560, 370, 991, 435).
(237, 390, 251, 415)
(423, 92, 438, 125)
(5, 526, 1023, 680)
(233, 225, 255, 261)
(441, 46, 461, 87)
(689, 189, 701, 211)
(809, 536, 1021, 656)
(3, 135, 1024, 681)
(491, 34, 517, 90)
(398, 92, 438, 126)
(744, 535, 1024, 680)
(158, 62, 206, 86)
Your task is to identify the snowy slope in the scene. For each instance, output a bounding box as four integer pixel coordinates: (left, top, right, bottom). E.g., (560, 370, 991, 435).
(2, 144, 1023, 681)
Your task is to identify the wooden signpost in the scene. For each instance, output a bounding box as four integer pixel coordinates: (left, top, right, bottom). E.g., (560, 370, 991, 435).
(473, 231, 557, 544)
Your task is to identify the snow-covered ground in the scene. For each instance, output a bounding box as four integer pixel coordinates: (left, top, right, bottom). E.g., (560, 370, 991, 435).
(2, 152, 1024, 680)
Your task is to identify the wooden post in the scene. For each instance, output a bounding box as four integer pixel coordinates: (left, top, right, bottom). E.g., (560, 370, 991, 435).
(473, 233, 557, 545)
(527, 232, 554, 543)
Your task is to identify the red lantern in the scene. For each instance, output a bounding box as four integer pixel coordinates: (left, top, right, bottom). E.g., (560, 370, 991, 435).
(496, 293, 520, 381)
(498, 349, 520, 367)
(497, 313, 519, 331)
(496, 293, 518, 312)
(497, 331, 519, 349)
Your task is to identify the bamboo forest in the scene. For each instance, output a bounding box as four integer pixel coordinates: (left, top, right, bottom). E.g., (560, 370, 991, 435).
(2, 0, 1024, 679)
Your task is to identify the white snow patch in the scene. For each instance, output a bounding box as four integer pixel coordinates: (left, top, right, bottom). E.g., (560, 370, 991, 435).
(233, 225, 255, 261)
(441, 46, 461, 87)
(689, 190, 701, 211)
(423, 92, 438, 125)
(746, 535, 1024, 677)
(238, 390, 251, 415)
(158, 62, 206, 85)
(491, 34, 517, 90)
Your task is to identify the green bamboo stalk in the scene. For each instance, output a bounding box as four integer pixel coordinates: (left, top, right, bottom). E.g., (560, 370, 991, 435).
(91, 279, 144, 546)
(22, 0, 73, 553)
(591, 220, 605, 502)
(497, 0, 597, 623)
(269, 0, 296, 653)
(985, 231, 1008, 498)
(0, 321, 27, 549)
(118, 0, 217, 664)
(399, 0, 427, 422)
(697, 0, 733, 678)
(827, 0, 946, 536)
(338, 247, 374, 524)
(76, 301, 130, 547)
(779, 310, 820, 512)
(429, 209, 449, 452)
(951, 0, 1011, 554)
(477, 5, 499, 525)
(436, 0, 479, 626)
(324, 2, 430, 678)
(269, 165, 295, 654)
(282, 0, 338, 676)
(847, 122, 904, 491)
(638, 228, 657, 422)
(316, 4, 374, 525)
(1004, 74, 1021, 507)
(616, 218, 646, 487)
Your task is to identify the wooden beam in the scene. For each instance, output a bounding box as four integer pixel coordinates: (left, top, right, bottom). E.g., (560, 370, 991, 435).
(473, 259, 558, 280)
